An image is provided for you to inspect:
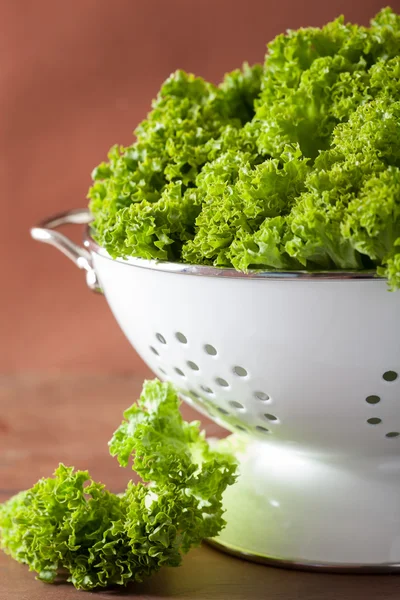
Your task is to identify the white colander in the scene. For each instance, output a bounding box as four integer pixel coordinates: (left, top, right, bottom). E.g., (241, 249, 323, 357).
(31, 208, 400, 571)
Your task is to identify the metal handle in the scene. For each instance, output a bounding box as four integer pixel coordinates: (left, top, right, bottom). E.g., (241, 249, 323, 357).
(30, 208, 101, 292)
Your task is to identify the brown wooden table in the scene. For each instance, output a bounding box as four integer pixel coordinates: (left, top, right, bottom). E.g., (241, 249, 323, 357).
(0, 374, 399, 599)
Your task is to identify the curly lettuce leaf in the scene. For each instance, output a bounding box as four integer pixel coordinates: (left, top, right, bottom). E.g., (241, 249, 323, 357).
(89, 65, 262, 260)
(182, 145, 309, 267)
(0, 380, 237, 591)
(219, 62, 263, 125)
(0, 466, 135, 589)
(283, 97, 400, 272)
(343, 168, 400, 269)
(87, 8, 400, 289)
(256, 9, 400, 160)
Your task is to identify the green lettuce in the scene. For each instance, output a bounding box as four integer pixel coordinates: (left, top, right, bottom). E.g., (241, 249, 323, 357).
(88, 65, 262, 262)
(88, 8, 400, 289)
(0, 380, 237, 591)
(256, 9, 400, 160)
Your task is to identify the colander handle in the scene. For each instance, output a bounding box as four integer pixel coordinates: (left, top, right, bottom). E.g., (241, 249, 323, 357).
(30, 208, 101, 293)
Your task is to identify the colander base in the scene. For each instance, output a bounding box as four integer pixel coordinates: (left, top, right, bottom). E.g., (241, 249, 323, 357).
(212, 435, 400, 568)
(207, 539, 400, 573)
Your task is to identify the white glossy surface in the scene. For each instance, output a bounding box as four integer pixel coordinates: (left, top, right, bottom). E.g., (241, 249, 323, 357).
(91, 251, 400, 564)
(93, 251, 400, 454)
(217, 436, 400, 565)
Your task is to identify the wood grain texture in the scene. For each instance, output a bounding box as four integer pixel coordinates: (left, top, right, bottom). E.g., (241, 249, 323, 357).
(1, 374, 400, 599)
(2, 543, 400, 600)
(0, 374, 223, 492)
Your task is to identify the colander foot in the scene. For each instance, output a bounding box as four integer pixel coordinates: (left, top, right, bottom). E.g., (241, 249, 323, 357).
(206, 539, 400, 573)
(212, 435, 400, 570)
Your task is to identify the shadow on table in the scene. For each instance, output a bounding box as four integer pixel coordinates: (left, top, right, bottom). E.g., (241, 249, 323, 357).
(98, 544, 400, 600)
(1, 540, 399, 600)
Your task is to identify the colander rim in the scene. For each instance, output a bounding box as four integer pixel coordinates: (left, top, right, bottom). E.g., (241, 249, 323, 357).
(84, 227, 381, 281)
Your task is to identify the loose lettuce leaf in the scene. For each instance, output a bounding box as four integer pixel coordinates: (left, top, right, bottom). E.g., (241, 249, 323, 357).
(0, 380, 237, 591)
(0, 467, 137, 589)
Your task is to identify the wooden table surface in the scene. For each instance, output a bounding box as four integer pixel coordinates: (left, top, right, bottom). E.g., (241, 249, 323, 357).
(1, 374, 399, 599)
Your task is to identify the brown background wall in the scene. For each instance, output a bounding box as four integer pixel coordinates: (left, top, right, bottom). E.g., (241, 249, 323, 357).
(1, 0, 395, 373)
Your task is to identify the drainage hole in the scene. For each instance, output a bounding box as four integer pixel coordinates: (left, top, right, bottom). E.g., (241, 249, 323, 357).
(233, 366, 248, 377)
(229, 401, 244, 410)
(204, 344, 217, 356)
(256, 425, 270, 434)
(200, 385, 213, 395)
(366, 395, 380, 404)
(176, 332, 188, 344)
(187, 361, 199, 371)
(383, 371, 398, 382)
(235, 425, 247, 432)
(264, 414, 278, 421)
(254, 391, 270, 401)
